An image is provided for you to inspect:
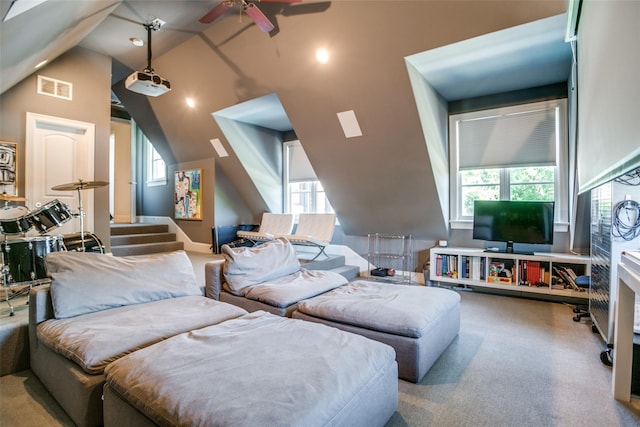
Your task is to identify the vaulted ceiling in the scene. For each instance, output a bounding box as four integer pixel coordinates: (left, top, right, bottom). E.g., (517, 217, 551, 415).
(1, 0, 570, 239)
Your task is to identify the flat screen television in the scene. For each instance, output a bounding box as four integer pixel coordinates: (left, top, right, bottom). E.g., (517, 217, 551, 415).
(472, 200, 555, 254)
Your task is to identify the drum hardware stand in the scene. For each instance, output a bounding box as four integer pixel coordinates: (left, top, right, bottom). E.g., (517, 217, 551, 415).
(2, 251, 14, 316)
(75, 186, 87, 252)
(51, 179, 108, 252)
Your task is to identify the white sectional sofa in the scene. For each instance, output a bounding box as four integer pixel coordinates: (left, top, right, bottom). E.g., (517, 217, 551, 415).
(207, 238, 462, 383)
(30, 250, 398, 426)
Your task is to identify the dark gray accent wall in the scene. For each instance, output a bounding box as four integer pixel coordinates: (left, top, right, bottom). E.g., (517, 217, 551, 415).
(214, 166, 253, 227)
(449, 83, 568, 114)
(141, 1, 566, 244)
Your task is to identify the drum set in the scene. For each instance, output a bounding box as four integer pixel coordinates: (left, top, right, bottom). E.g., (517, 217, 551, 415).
(2, 179, 107, 316)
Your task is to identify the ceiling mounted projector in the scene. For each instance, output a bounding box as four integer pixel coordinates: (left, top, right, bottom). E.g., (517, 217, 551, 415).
(125, 71, 170, 97)
(126, 19, 171, 97)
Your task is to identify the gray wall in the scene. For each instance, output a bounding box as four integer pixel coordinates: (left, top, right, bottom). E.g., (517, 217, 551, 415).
(118, 1, 567, 248)
(0, 46, 112, 251)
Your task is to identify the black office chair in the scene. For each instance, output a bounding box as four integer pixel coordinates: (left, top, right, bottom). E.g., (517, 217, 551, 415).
(572, 275, 591, 322)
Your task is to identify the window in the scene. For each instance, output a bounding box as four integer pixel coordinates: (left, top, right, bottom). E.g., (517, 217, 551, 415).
(450, 99, 568, 228)
(146, 138, 166, 186)
(283, 140, 333, 217)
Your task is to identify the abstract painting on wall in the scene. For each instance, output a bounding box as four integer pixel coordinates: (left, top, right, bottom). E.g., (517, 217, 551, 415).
(174, 168, 202, 220)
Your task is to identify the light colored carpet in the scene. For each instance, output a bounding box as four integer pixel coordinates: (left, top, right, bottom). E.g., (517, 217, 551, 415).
(2, 257, 640, 425)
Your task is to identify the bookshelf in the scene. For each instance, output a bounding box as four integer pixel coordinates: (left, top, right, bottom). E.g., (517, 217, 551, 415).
(429, 247, 590, 301)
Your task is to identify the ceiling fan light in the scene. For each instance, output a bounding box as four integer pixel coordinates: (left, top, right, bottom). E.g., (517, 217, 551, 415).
(130, 38, 144, 47)
(242, 3, 275, 32)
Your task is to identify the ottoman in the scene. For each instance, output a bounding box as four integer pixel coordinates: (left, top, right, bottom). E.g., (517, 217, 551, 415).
(293, 280, 461, 383)
(103, 311, 398, 427)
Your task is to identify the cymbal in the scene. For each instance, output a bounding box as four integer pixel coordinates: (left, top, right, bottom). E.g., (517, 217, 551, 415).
(0, 193, 27, 201)
(51, 180, 109, 191)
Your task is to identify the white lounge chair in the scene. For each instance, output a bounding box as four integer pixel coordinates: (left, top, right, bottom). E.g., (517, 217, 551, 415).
(236, 213, 294, 246)
(277, 213, 336, 260)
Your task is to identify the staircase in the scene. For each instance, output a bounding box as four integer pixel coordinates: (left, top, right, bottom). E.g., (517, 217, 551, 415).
(110, 223, 184, 256)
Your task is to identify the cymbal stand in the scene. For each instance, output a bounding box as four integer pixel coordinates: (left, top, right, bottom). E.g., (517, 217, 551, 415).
(2, 250, 14, 316)
(75, 187, 86, 252)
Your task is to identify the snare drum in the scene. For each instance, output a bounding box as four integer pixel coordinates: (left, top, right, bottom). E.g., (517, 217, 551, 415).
(29, 199, 73, 234)
(1, 235, 63, 284)
(62, 233, 104, 253)
(0, 205, 32, 235)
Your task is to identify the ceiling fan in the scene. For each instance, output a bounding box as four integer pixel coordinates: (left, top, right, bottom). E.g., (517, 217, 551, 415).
(199, 0, 302, 33)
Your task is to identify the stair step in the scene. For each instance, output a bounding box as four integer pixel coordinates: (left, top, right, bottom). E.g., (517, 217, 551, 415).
(110, 223, 168, 236)
(111, 232, 177, 246)
(330, 265, 360, 282)
(111, 241, 184, 257)
(301, 255, 346, 270)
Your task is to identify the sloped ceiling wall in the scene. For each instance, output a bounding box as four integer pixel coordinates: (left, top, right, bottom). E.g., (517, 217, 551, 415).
(119, 1, 566, 239)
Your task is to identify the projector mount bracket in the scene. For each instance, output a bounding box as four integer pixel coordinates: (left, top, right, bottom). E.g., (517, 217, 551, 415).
(142, 18, 164, 74)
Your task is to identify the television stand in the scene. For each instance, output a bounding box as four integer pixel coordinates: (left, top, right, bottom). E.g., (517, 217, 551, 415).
(430, 247, 590, 302)
(483, 248, 534, 256)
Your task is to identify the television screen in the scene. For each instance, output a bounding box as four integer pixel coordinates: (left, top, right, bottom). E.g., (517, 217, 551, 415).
(472, 200, 555, 252)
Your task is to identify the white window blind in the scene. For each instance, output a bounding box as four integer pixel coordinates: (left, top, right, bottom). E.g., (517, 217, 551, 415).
(456, 103, 559, 170)
(287, 141, 317, 182)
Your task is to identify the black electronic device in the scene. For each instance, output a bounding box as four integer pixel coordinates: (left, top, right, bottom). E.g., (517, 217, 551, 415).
(472, 200, 555, 254)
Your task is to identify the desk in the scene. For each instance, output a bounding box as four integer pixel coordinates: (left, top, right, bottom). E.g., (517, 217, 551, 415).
(613, 250, 640, 401)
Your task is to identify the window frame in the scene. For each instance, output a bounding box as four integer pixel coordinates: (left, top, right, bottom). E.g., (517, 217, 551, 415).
(145, 138, 167, 187)
(283, 140, 334, 220)
(449, 99, 569, 231)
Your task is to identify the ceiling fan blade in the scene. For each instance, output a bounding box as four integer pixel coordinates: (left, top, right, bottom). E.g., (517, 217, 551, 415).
(243, 3, 275, 32)
(199, 1, 231, 24)
(281, 2, 330, 16)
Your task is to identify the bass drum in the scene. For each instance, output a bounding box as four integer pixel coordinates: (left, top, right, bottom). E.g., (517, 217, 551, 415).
(1, 235, 63, 284)
(62, 233, 104, 253)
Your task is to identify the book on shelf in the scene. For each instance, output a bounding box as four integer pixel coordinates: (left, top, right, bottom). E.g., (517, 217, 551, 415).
(553, 266, 579, 290)
(439, 255, 458, 278)
(460, 256, 467, 279)
(518, 260, 549, 287)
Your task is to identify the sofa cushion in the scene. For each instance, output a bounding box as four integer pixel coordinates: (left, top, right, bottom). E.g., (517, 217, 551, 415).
(37, 296, 247, 374)
(222, 237, 301, 292)
(235, 269, 348, 308)
(297, 280, 461, 338)
(45, 250, 202, 319)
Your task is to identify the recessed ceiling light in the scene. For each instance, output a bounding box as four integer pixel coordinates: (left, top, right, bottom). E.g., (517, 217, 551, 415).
(186, 97, 195, 108)
(34, 59, 48, 69)
(316, 48, 329, 64)
(130, 38, 144, 47)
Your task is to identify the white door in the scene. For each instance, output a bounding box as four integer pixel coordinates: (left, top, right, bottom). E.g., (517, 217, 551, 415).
(110, 119, 134, 223)
(25, 112, 96, 237)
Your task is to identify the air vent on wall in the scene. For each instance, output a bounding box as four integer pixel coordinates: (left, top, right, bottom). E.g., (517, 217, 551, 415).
(37, 75, 72, 100)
